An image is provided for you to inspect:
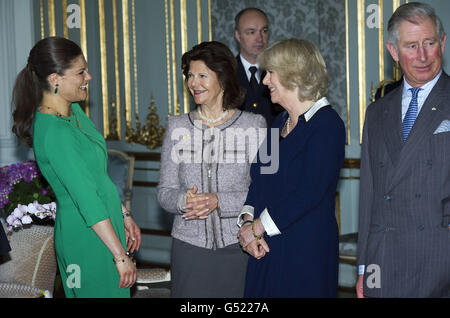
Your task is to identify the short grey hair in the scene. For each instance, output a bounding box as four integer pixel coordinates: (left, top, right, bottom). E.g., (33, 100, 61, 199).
(387, 2, 446, 50)
(234, 7, 268, 31)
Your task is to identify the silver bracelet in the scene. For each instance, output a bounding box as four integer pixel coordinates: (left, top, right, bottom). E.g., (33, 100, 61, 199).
(122, 209, 132, 218)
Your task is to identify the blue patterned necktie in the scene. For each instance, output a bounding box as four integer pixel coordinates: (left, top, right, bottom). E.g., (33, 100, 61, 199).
(402, 87, 422, 141)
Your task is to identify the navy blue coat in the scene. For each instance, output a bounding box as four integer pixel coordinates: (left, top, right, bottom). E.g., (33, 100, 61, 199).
(244, 106, 345, 297)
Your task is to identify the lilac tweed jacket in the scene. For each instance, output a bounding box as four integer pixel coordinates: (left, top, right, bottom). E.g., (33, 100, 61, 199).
(157, 110, 266, 249)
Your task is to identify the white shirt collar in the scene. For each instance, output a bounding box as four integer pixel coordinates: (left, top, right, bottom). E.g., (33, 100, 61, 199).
(240, 54, 260, 82)
(402, 69, 442, 95)
(303, 97, 330, 122)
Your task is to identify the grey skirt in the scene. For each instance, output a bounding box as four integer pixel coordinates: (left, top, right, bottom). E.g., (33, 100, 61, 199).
(170, 238, 248, 298)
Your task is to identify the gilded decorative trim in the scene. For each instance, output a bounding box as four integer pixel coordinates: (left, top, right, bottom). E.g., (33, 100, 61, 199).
(180, 0, 189, 114)
(165, 0, 172, 116)
(393, 0, 400, 11)
(345, 0, 350, 145)
(112, 0, 122, 138)
(40, 0, 45, 39)
(62, 0, 68, 39)
(122, 0, 132, 126)
(357, 0, 366, 144)
(98, 0, 109, 137)
(197, 0, 202, 43)
(170, 0, 180, 115)
(132, 0, 139, 116)
(378, 0, 384, 82)
(79, 0, 89, 117)
(48, 0, 56, 36)
(208, 0, 211, 41)
(125, 97, 165, 150)
(342, 158, 361, 169)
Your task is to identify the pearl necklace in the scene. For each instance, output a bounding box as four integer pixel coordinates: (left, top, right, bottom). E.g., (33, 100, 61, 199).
(284, 117, 291, 134)
(198, 108, 229, 124)
(283, 101, 316, 135)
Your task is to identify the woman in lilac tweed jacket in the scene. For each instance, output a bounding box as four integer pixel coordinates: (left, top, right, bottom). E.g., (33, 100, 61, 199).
(157, 41, 266, 297)
(158, 111, 266, 248)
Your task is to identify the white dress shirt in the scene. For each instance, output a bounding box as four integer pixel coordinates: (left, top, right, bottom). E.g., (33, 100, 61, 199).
(240, 54, 261, 83)
(401, 70, 442, 121)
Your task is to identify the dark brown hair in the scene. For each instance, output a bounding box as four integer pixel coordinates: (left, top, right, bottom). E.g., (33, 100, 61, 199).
(12, 37, 83, 147)
(181, 41, 244, 110)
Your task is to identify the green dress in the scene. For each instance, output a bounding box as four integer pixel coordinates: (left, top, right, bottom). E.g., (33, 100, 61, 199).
(33, 103, 129, 298)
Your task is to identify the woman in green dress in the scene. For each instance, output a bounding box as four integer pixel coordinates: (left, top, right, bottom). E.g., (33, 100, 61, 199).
(11, 37, 141, 298)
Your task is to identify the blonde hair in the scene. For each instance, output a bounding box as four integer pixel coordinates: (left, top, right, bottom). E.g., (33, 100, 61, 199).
(258, 38, 328, 102)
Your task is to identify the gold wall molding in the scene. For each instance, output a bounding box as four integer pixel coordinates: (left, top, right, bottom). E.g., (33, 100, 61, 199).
(40, 0, 45, 39)
(48, 0, 56, 36)
(165, 0, 172, 117)
(378, 0, 384, 82)
(37, 0, 210, 148)
(345, 0, 350, 145)
(132, 0, 139, 118)
(79, 0, 90, 117)
(122, 0, 132, 126)
(208, 0, 211, 41)
(180, 0, 189, 114)
(112, 0, 122, 139)
(98, 0, 109, 137)
(357, 0, 366, 145)
(197, 0, 202, 43)
(170, 0, 180, 115)
(62, 0, 68, 38)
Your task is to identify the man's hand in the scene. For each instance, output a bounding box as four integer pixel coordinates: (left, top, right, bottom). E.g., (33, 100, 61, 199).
(356, 274, 365, 298)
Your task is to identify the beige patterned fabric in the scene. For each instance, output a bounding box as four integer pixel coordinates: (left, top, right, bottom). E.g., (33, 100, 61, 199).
(0, 283, 43, 298)
(0, 224, 57, 294)
(136, 268, 171, 284)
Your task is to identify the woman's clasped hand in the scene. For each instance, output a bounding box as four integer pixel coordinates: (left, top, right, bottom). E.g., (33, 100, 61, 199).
(237, 219, 269, 260)
(182, 185, 219, 220)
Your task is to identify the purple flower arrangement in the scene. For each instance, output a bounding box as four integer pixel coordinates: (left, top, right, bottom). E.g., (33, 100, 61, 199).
(0, 160, 56, 233)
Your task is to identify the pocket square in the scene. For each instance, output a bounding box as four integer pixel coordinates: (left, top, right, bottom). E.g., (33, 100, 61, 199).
(433, 120, 450, 134)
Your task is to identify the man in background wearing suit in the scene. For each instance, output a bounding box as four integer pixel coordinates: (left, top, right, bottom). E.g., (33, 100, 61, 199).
(234, 8, 279, 126)
(357, 2, 449, 297)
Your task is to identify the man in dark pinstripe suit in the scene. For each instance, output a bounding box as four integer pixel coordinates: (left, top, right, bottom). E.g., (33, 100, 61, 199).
(357, 2, 450, 297)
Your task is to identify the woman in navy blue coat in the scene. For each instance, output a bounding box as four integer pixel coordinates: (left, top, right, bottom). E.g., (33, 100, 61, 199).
(237, 38, 345, 297)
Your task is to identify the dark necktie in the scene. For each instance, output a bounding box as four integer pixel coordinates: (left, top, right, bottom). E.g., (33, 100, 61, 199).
(402, 87, 421, 141)
(249, 66, 259, 94)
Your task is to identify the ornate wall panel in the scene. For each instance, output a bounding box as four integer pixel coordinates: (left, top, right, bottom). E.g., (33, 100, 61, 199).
(211, 0, 347, 141)
(35, 0, 211, 152)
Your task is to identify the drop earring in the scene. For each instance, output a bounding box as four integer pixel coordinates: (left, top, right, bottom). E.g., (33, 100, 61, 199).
(54, 84, 59, 94)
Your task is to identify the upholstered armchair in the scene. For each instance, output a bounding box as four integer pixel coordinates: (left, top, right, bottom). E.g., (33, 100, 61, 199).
(0, 221, 57, 298)
(107, 149, 135, 211)
(107, 149, 171, 298)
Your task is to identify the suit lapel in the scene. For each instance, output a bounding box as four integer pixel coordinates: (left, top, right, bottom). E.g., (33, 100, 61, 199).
(382, 85, 404, 168)
(387, 73, 450, 191)
(236, 55, 248, 88)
